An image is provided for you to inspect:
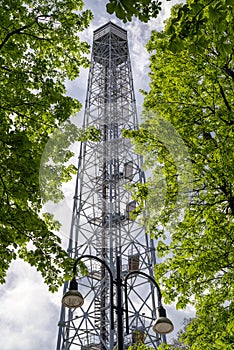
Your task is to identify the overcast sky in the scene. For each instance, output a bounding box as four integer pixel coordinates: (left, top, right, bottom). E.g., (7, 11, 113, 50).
(0, 1, 195, 349)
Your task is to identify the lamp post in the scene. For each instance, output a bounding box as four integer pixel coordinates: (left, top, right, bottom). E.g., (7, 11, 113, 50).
(62, 254, 174, 350)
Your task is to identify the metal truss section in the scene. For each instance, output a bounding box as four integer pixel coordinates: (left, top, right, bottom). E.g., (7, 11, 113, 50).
(56, 22, 163, 350)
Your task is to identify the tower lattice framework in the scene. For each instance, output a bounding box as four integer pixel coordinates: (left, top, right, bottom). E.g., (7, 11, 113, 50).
(56, 22, 164, 350)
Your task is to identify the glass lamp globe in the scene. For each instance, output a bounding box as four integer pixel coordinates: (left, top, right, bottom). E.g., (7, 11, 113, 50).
(153, 306, 174, 334)
(62, 277, 84, 309)
(153, 316, 174, 334)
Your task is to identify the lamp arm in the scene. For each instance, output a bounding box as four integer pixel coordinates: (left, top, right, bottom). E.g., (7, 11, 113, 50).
(124, 270, 163, 334)
(72, 254, 114, 330)
(125, 270, 162, 304)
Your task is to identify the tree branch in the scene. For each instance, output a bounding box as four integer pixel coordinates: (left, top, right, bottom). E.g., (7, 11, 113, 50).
(19, 31, 53, 43)
(0, 23, 35, 50)
(0, 15, 51, 51)
(0, 173, 10, 205)
(218, 83, 232, 111)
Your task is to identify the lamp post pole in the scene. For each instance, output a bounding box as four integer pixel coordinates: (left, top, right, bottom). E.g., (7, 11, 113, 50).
(62, 255, 174, 349)
(116, 255, 124, 350)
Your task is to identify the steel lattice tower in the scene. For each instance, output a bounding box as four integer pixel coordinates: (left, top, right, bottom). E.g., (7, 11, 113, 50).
(56, 22, 164, 350)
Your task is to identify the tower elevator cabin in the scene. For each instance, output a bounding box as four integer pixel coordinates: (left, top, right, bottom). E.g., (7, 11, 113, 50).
(56, 22, 164, 350)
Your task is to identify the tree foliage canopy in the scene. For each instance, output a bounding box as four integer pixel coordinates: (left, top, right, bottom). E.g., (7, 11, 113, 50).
(0, 0, 94, 291)
(106, 0, 167, 23)
(125, 1, 234, 348)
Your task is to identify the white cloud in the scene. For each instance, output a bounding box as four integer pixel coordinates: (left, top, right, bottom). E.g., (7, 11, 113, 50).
(0, 260, 61, 349)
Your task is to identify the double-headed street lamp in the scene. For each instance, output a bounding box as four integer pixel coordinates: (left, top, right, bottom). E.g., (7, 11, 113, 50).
(62, 254, 174, 350)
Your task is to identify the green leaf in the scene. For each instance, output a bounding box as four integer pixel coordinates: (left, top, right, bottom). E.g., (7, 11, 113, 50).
(106, 2, 116, 14)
